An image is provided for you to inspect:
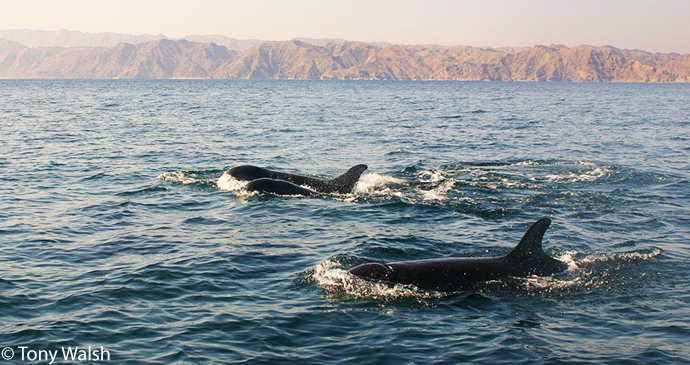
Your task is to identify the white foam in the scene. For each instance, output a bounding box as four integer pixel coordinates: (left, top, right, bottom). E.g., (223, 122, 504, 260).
(579, 248, 662, 264)
(517, 248, 661, 292)
(421, 179, 456, 201)
(513, 160, 541, 166)
(158, 171, 202, 185)
(556, 251, 581, 272)
(418, 169, 447, 183)
(159, 170, 260, 198)
(353, 173, 407, 195)
(520, 274, 586, 291)
(513, 160, 596, 168)
(312, 260, 443, 300)
(544, 166, 610, 183)
(216, 171, 249, 192)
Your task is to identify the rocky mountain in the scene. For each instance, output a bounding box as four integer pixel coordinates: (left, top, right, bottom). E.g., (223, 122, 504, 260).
(1, 37, 688, 82)
(0, 39, 27, 53)
(213, 41, 690, 82)
(0, 39, 235, 78)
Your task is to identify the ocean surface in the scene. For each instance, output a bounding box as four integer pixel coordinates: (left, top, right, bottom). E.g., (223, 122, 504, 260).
(1, 80, 689, 364)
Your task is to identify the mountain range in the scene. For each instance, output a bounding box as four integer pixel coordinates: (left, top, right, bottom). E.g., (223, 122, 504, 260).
(1, 29, 688, 82)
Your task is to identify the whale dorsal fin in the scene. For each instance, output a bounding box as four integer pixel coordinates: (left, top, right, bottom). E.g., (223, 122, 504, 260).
(506, 218, 568, 276)
(329, 164, 368, 194)
(506, 218, 551, 261)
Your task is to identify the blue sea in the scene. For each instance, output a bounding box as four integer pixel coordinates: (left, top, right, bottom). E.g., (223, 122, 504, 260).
(1, 80, 689, 364)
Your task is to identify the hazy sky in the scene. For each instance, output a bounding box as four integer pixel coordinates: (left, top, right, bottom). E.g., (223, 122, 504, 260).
(2, 0, 689, 53)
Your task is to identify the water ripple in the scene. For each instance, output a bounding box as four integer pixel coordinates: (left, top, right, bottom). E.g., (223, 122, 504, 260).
(1, 80, 689, 364)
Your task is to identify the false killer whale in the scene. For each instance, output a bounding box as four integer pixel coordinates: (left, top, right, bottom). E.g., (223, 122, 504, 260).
(227, 164, 368, 195)
(349, 218, 567, 292)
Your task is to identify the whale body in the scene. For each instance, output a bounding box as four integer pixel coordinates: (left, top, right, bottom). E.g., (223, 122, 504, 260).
(245, 178, 317, 196)
(349, 218, 567, 292)
(227, 164, 368, 195)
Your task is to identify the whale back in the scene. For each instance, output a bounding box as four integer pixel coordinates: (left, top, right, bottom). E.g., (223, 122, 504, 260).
(245, 178, 316, 196)
(229, 164, 367, 194)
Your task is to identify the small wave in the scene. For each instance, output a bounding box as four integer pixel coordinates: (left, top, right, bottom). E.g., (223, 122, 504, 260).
(514, 248, 662, 293)
(351, 171, 465, 204)
(421, 179, 456, 201)
(456, 172, 532, 190)
(544, 166, 610, 183)
(158, 170, 224, 190)
(459, 160, 611, 185)
(81, 172, 108, 181)
(158, 171, 205, 185)
(116, 186, 170, 196)
(513, 160, 542, 166)
(417, 169, 447, 183)
(518, 160, 610, 184)
(415, 170, 461, 201)
(578, 247, 662, 264)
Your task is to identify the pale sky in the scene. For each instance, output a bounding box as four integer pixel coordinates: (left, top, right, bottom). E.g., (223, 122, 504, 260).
(2, 0, 689, 53)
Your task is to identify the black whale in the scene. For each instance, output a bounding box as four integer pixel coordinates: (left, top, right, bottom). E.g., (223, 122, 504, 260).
(350, 218, 567, 292)
(227, 164, 368, 195)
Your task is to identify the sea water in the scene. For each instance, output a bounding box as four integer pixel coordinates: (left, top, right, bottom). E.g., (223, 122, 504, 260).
(1, 80, 689, 364)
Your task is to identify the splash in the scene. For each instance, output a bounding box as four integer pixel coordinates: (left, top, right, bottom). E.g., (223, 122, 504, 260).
(515, 248, 662, 293)
(516, 160, 610, 184)
(158, 170, 218, 185)
(353, 173, 407, 194)
(216, 171, 249, 192)
(158, 170, 260, 197)
(513, 160, 541, 166)
(312, 260, 444, 302)
(579, 247, 662, 264)
(543, 166, 610, 183)
(417, 169, 447, 183)
(158, 171, 210, 185)
(421, 179, 456, 201)
(348, 173, 409, 202)
(469, 160, 611, 185)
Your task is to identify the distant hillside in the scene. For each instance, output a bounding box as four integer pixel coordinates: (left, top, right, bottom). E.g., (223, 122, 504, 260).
(0, 29, 395, 51)
(0, 37, 688, 82)
(0, 39, 235, 78)
(180, 35, 262, 51)
(214, 41, 690, 82)
(291, 37, 394, 48)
